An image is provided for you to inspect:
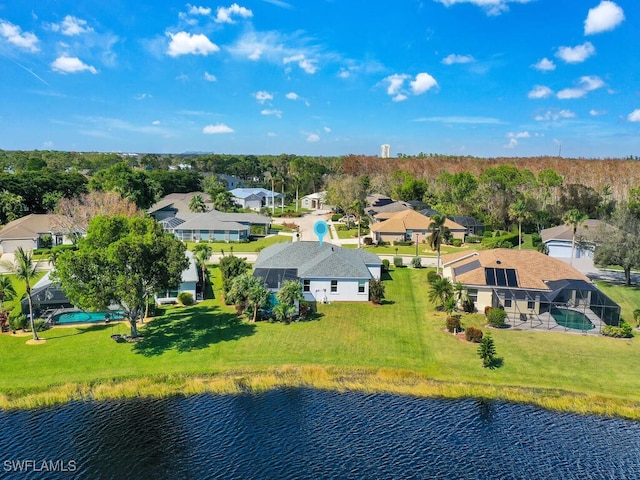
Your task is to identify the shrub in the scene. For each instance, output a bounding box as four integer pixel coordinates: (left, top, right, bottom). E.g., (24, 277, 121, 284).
(427, 270, 440, 284)
(393, 256, 403, 267)
(482, 233, 519, 249)
(177, 292, 195, 306)
(465, 326, 484, 343)
(452, 239, 462, 247)
(381, 259, 390, 273)
(9, 314, 26, 332)
(33, 248, 51, 256)
(531, 233, 542, 248)
(446, 316, 461, 333)
(465, 235, 482, 244)
(478, 334, 497, 368)
(363, 237, 373, 246)
(487, 308, 507, 328)
(462, 298, 475, 313)
(331, 214, 342, 222)
(484, 306, 493, 316)
(369, 278, 385, 304)
(393, 240, 413, 246)
(411, 256, 422, 268)
(602, 322, 633, 338)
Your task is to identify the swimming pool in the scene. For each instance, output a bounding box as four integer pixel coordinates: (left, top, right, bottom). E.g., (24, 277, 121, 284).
(52, 311, 124, 324)
(550, 307, 595, 331)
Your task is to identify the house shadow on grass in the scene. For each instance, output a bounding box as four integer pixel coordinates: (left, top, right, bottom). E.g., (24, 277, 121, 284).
(132, 305, 255, 357)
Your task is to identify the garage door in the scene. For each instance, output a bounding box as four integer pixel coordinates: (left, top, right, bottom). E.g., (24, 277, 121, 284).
(0, 239, 37, 254)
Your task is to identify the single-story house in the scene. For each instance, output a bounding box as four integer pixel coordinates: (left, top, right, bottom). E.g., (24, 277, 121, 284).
(541, 219, 605, 260)
(370, 209, 466, 244)
(253, 241, 382, 303)
(368, 201, 414, 219)
(450, 215, 485, 237)
(155, 251, 200, 304)
(301, 191, 328, 210)
(216, 174, 243, 189)
(229, 188, 284, 211)
(24, 252, 202, 315)
(0, 214, 76, 254)
(441, 249, 621, 330)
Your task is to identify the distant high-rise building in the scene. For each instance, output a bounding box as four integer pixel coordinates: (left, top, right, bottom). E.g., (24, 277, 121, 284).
(380, 144, 391, 158)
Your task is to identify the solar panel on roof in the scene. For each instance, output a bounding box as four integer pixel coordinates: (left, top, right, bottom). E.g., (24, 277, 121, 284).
(506, 268, 518, 287)
(495, 268, 507, 286)
(485, 268, 496, 285)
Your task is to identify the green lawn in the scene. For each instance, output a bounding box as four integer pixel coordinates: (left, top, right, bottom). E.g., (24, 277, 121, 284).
(2, 267, 640, 417)
(186, 234, 291, 253)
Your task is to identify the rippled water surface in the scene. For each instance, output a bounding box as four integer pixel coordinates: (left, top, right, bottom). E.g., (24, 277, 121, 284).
(1, 389, 640, 479)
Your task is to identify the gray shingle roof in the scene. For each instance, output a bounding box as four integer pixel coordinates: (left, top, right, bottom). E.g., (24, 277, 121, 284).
(254, 241, 381, 279)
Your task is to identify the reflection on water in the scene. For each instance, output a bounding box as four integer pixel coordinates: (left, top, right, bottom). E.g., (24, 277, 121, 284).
(1, 389, 639, 479)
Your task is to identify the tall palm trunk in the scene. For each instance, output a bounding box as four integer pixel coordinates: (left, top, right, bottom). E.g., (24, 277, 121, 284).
(25, 286, 39, 341)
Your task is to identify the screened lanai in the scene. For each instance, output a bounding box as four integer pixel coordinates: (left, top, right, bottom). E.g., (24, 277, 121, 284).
(491, 279, 621, 334)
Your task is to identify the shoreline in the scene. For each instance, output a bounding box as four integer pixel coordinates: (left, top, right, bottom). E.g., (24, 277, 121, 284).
(1, 366, 639, 421)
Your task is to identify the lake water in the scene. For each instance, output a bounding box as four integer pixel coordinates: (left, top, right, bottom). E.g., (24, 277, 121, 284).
(1, 388, 639, 479)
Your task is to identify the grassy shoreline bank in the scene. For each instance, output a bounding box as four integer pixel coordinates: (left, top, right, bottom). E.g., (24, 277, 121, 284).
(2, 366, 640, 420)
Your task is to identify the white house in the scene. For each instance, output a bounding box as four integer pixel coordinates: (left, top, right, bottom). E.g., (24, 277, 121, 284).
(229, 188, 284, 211)
(156, 251, 200, 304)
(253, 241, 382, 303)
(301, 191, 328, 210)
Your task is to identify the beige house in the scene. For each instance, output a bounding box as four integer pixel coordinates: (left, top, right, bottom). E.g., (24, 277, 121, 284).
(369, 209, 466, 244)
(0, 214, 75, 254)
(441, 249, 621, 330)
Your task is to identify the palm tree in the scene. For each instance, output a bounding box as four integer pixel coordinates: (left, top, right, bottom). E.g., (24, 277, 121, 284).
(562, 209, 588, 266)
(508, 199, 531, 250)
(194, 246, 213, 299)
(453, 281, 469, 309)
(428, 276, 454, 310)
(0, 275, 16, 313)
(189, 194, 207, 213)
(428, 214, 447, 275)
(1, 247, 40, 340)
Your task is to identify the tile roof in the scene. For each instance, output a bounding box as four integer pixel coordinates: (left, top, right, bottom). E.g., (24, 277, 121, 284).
(540, 219, 606, 243)
(371, 209, 465, 233)
(442, 248, 591, 290)
(254, 241, 381, 279)
(229, 188, 282, 199)
(0, 214, 68, 240)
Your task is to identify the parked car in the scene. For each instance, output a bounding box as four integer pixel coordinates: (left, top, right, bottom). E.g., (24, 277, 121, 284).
(340, 215, 356, 223)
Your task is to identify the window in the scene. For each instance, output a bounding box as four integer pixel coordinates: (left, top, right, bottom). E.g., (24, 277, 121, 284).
(358, 280, 366, 293)
(303, 280, 310, 292)
(467, 289, 478, 303)
(504, 299, 512, 308)
(330, 280, 338, 293)
(527, 300, 535, 310)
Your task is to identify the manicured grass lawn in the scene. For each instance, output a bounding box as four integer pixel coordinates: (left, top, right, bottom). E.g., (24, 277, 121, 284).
(334, 227, 369, 240)
(595, 282, 640, 324)
(186, 234, 291, 253)
(344, 243, 470, 256)
(2, 267, 640, 416)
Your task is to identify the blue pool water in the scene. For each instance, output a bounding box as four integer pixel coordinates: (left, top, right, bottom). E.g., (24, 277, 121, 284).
(53, 311, 124, 324)
(550, 307, 595, 330)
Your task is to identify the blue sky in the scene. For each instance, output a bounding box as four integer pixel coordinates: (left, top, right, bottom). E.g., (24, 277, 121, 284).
(0, 0, 638, 158)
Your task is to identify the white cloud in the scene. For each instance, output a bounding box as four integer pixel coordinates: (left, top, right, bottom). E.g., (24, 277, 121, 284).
(528, 85, 553, 99)
(410, 73, 438, 94)
(324, 126, 331, 133)
(283, 54, 318, 74)
(585, 1, 625, 35)
(215, 3, 253, 23)
(204, 72, 217, 82)
(393, 93, 408, 102)
(254, 90, 273, 103)
(532, 58, 555, 71)
(589, 109, 607, 116)
(557, 75, 605, 99)
(285, 92, 299, 100)
(535, 110, 576, 121)
(261, 109, 282, 118)
(134, 93, 152, 100)
(267, 131, 277, 137)
(434, 0, 534, 16)
(338, 68, 350, 78)
(51, 56, 98, 74)
(414, 116, 503, 125)
(628, 109, 640, 122)
(0, 20, 39, 52)
(187, 4, 212, 16)
(385, 74, 409, 96)
(166, 31, 219, 57)
(442, 53, 475, 65)
(305, 133, 320, 142)
(152, 120, 161, 125)
(50, 15, 93, 36)
(556, 42, 595, 64)
(203, 123, 234, 134)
